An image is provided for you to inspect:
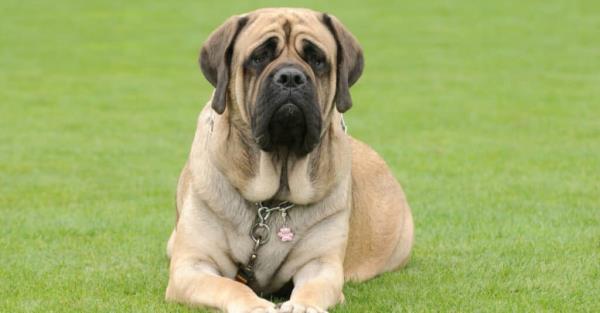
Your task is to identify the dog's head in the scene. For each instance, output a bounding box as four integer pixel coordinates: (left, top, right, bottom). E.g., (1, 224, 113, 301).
(200, 8, 363, 156)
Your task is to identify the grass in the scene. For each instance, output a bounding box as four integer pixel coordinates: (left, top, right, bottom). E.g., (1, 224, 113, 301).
(1, 0, 599, 312)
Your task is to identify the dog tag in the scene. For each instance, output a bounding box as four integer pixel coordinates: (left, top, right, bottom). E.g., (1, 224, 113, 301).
(277, 211, 294, 242)
(277, 227, 294, 242)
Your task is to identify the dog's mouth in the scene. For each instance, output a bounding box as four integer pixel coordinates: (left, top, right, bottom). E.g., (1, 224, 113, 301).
(267, 102, 306, 150)
(252, 69, 322, 156)
(254, 99, 320, 156)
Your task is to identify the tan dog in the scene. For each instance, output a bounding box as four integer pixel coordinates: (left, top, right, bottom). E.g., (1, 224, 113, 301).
(165, 8, 413, 313)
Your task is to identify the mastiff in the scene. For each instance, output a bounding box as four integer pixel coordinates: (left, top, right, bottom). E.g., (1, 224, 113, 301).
(165, 8, 413, 313)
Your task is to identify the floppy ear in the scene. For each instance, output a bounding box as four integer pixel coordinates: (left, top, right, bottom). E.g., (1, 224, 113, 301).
(200, 15, 249, 114)
(322, 13, 364, 113)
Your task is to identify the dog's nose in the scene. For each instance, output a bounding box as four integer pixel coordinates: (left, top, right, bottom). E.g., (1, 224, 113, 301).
(274, 67, 306, 89)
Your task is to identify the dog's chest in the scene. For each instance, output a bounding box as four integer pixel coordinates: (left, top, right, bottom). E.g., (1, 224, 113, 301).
(222, 203, 328, 292)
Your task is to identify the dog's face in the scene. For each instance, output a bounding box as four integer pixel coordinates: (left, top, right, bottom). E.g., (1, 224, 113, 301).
(200, 8, 363, 156)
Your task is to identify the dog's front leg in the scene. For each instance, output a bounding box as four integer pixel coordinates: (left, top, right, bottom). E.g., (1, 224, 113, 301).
(279, 257, 344, 313)
(166, 259, 276, 313)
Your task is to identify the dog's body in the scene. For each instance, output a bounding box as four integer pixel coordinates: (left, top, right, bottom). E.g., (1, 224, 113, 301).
(165, 8, 413, 313)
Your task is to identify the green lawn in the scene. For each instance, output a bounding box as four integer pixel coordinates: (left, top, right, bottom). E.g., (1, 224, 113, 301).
(1, 0, 599, 312)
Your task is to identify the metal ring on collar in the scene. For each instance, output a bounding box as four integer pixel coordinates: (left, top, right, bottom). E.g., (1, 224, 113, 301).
(250, 223, 270, 245)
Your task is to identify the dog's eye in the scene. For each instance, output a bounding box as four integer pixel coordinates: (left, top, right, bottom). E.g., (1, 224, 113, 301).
(302, 41, 327, 73)
(247, 37, 278, 69)
(307, 55, 326, 70)
(311, 58, 325, 69)
(251, 53, 268, 65)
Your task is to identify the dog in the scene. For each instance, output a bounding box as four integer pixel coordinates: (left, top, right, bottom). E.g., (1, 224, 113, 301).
(165, 8, 413, 313)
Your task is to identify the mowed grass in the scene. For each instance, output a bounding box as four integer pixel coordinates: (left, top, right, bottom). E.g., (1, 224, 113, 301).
(1, 0, 599, 312)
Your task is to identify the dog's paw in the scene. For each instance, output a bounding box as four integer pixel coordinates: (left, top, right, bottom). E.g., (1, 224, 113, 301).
(228, 297, 277, 313)
(277, 301, 328, 313)
(249, 307, 278, 313)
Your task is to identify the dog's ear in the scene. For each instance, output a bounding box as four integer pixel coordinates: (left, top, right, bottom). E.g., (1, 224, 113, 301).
(200, 15, 249, 114)
(322, 13, 364, 113)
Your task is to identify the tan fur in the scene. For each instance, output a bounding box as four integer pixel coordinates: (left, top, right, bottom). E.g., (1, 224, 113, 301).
(343, 139, 414, 281)
(166, 8, 413, 313)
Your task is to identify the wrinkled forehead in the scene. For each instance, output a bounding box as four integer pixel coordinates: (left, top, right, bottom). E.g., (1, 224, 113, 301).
(234, 9, 336, 60)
